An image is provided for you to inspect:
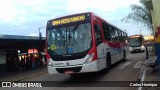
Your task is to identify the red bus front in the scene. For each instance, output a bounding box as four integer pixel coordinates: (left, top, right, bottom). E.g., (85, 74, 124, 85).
(46, 13, 98, 74)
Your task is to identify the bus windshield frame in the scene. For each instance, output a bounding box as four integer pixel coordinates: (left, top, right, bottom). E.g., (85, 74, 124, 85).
(47, 23, 92, 55)
(46, 13, 93, 61)
(129, 36, 143, 47)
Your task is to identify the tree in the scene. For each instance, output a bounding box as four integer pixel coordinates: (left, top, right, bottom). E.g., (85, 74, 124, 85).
(122, 0, 152, 31)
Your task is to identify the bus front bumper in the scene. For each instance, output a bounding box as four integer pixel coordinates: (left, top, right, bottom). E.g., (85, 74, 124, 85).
(47, 60, 98, 74)
(130, 47, 145, 52)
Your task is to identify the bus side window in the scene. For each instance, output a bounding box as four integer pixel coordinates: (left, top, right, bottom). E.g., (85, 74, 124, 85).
(115, 29, 119, 41)
(110, 27, 116, 41)
(102, 22, 111, 40)
(125, 33, 128, 39)
(122, 32, 124, 41)
(94, 24, 102, 45)
(124, 33, 128, 41)
(122, 32, 126, 41)
(118, 30, 122, 41)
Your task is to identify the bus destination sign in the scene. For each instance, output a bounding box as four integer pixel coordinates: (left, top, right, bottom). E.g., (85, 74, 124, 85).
(129, 36, 140, 38)
(51, 14, 90, 26)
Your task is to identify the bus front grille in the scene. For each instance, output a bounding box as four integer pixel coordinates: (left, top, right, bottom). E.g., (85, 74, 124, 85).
(56, 66, 82, 73)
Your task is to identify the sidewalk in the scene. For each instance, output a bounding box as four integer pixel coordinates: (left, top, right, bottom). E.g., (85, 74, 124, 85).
(0, 66, 48, 81)
(137, 46, 160, 90)
(141, 61, 160, 90)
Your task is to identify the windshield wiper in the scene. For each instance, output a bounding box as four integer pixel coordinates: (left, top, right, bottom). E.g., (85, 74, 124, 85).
(68, 24, 79, 45)
(71, 24, 79, 32)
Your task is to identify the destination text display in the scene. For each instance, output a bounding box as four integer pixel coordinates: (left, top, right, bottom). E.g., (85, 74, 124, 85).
(51, 14, 89, 26)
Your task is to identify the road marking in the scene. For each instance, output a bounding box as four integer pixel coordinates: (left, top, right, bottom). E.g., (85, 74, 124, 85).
(118, 62, 132, 69)
(138, 68, 146, 90)
(133, 61, 144, 68)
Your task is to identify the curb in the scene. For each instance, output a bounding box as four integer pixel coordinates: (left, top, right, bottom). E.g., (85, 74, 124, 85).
(137, 63, 146, 81)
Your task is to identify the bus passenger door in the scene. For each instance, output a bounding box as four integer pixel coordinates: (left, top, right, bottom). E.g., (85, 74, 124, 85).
(94, 23, 106, 70)
(118, 31, 124, 59)
(108, 27, 119, 64)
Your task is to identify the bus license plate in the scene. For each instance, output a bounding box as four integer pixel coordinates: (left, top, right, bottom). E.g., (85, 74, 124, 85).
(64, 70, 74, 74)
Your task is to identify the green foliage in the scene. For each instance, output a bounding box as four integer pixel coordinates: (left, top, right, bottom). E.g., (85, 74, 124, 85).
(122, 0, 152, 30)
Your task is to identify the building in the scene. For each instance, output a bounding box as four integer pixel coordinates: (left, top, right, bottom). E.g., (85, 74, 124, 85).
(0, 35, 45, 73)
(145, 0, 160, 66)
(148, 0, 160, 42)
(144, 35, 154, 43)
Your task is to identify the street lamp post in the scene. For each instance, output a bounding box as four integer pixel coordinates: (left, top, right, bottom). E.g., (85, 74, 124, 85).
(38, 26, 46, 40)
(39, 27, 42, 40)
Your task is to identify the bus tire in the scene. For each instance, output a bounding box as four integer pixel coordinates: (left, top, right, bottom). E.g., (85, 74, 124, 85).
(122, 50, 126, 62)
(101, 53, 110, 74)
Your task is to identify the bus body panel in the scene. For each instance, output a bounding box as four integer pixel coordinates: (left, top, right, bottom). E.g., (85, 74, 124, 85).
(125, 44, 130, 57)
(92, 14, 128, 66)
(96, 43, 108, 71)
(48, 54, 90, 67)
(48, 55, 99, 74)
(109, 46, 124, 64)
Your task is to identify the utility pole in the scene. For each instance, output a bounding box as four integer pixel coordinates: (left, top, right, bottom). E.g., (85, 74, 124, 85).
(39, 27, 42, 40)
(38, 26, 46, 40)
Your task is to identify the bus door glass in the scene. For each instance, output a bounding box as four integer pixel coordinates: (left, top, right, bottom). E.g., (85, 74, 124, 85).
(94, 20, 105, 69)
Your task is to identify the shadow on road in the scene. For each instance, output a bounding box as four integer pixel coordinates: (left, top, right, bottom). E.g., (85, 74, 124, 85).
(48, 59, 130, 87)
(65, 59, 127, 82)
(131, 51, 145, 54)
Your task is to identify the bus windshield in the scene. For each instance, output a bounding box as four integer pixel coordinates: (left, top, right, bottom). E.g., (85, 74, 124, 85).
(47, 23, 92, 55)
(129, 38, 141, 47)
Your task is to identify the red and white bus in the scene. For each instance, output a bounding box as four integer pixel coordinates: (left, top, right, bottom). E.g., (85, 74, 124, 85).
(46, 12, 129, 75)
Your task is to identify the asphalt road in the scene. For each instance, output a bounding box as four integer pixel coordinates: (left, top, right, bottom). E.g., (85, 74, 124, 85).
(1, 51, 146, 90)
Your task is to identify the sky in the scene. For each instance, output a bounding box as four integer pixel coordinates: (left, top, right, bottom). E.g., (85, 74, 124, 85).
(0, 0, 152, 37)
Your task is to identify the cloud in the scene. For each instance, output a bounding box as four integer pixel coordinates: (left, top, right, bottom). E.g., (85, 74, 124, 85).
(65, 0, 139, 13)
(0, 0, 140, 24)
(28, 33, 38, 36)
(0, 0, 151, 36)
(0, 0, 49, 23)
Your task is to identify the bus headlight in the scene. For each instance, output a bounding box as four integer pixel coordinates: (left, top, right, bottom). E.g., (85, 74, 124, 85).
(141, 45, 144, 48)
(48, 59, 54, 67)
(84, 53, 94, 64)
(130, 47, 132, 50)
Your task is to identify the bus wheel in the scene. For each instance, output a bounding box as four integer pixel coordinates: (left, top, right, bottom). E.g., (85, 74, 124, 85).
(122, 51, 126, 62)
(101, 54, 110, 74)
